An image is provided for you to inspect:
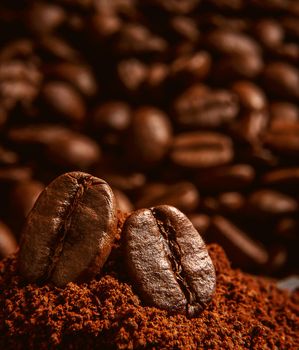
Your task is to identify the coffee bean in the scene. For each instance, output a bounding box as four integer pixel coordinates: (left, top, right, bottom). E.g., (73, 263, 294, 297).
(124, 205, 216, 316)
(9, 180, 44, 234)
(232, 81, 267, 111)
(263, 62, 299, 99)
(188, 213, 210, 235)
(269, 102, 298, 127)
(117, 59, 148, 93)
(209, 216, 268, 270)
(145, 0, 200, 14)
(44, 63, 97, 97)
(195, 164, 255, 192)
(0, 221, 17, 259)
(206, 29, 260, 56)
(126, 107, 172, 166)
(19, 172, 117, 287)
(92, 101, 131, 133)
(262, 167, 299, 190)
(171, 132, 233, 168)
(247, 190, 298, 217)
(41, 81, 86, 123)
(174, 86, 239, 128)
(264, 125, 299, 157)
(253, 19, 284, 48)
(136, 182, 199, 213)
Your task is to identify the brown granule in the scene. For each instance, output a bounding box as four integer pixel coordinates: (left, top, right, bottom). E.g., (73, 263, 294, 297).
(0, 244, 298, 350)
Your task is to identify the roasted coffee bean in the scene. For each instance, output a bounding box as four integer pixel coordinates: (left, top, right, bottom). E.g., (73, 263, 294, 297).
(0, 147, 18, 165)
(206, 29, 260, 56)
(25, 2, 66, 36)
(9, 125, 101, 169)
(263, 62, 299, 99)
(217, 192, 245, 214)
(0, 221, 17, 259)
(269, 102, 299, 127)
(92, 101, 131, 133)
(264, 126, 299, 157)
(19, 172, 117, 287)
(145, 0, 200, 14)
(209, 216, 268, 270)
(174, 86, 239, 128)
(44, 63, 97, 97)
(231, 111, 268, 144)
(170, 132, 233, 168)
(0, 167, 32, 184)
(41, 81, 86, 123)
(253, 19, 284, 48)
(247, 190, 298, 217)
(232, 81, 266, 111)
(195, 164, 255, 192)
(136, 182, 199, 213)
(262, 167, 299, 190)
(9, 180, 44, 234)
(124, 205, 216, 316)
(188, 213, 210, 235)
(117, 59, 148, 93)
(126, 107, 172, 165)
(170, 52, 211, 83)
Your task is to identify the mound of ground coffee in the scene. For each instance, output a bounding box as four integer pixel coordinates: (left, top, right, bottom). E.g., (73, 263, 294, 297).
(1, 241, 298, 349)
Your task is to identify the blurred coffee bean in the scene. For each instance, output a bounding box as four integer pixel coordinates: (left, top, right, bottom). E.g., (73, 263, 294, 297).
(117, 59, 148, 93)
(9, 125, 101, 169)
(89, 13, 122, 39)
(25, 2, 66, 36)
(231, 110, 268, 144)
(41, 81, 86, 123)
(275, 218, 299, 241)
(136, 181, 199, 213)
(263, 62, 299, 100)
(264, 245, 288, 274)
(247, 190, 298, 217)
(262, 168, 299, 190)
(0, 167, 32, 184)
(232, 81, 267, 111)
(0, 221, 17, 259)
(116, 24, 167, 54)
(92, 101, 131, 133)
(0, 147, 18, 165)
(253, 19, 284, 48)
(174, 85, 239, 128)
(264, 124, 299, 157)
(170, 16, 199, 42)
(9, 180, 44, 234)
(170, 52, 211, 83)
(196, 164, 254, 192)
(144, 0, 200, 14)
(43, 63, 97, 97)
(208, 215, 268, 270)
(113, 188, 134, 213)
(269, 102, 299, 125)
(37, 36, 79, 62)
(170, 132, 233, 168)
(217, 192, 245, 214)
(206, 29, 260, 56)
(126, 107, 172, 166)
(188, 213, 210, 235)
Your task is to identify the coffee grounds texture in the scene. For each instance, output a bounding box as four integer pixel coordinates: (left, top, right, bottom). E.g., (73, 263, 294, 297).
(0, 241, 298, 350)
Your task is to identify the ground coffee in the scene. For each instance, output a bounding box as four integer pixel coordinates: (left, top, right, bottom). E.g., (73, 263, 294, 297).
(1, 239, 298, 349)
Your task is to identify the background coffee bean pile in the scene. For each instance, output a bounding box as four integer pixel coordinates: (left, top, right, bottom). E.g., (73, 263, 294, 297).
(0, 0, 298, 276)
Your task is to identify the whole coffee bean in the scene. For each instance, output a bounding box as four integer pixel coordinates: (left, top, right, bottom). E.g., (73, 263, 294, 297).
(195, 164, 255, 192)
(208, 216, 268, 270)
(126, 107, 172, 166)
(253, 19, 284, 48)
(174, 86, 239, 128)
(117, 59, 148, 93)
(263, 62, 299, 99)
(0, 221, 17, 259)
(247, 189, 298, 217)
(262, 167, 299, 190)
(9, 180, 44, 234)
(206, 29, 260, 56)
(19, 172, 117, 287)
(171, 132, 233, 168)
(269, 102, 298, 122)
(44, 63, 97, 97)
(92, 101, 131, 133)
(232, 81, 267, 111)
(41, 81, 86, 123)
(264, 125, 299, 157)
(136, 181, 199, 213)
(124, 205, 216, 317)
(217, 192, 245, 214)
